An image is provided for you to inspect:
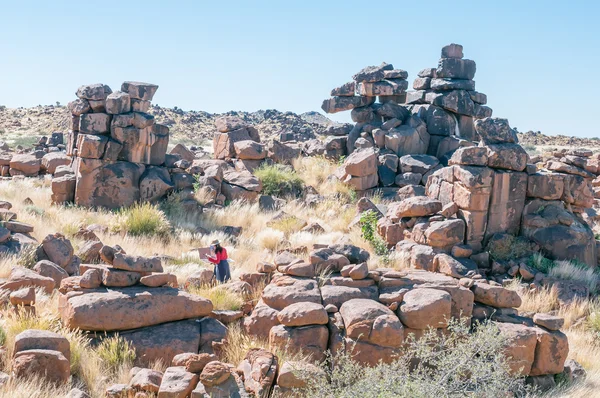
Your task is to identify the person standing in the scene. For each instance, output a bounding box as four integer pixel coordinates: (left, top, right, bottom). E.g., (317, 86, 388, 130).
(207, 239, 231, 283)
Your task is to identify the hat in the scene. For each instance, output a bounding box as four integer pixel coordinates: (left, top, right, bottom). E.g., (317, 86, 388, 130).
(210, 239, 220, 246)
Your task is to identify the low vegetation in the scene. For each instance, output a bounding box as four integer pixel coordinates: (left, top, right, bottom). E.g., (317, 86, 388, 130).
(255, 164, 304, 197)
(111, 202, 171, 238)
(301, 321, 530, 397)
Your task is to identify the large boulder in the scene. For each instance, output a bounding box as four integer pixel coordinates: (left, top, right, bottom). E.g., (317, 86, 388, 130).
(277, 302, 328, 327)
(496, 323, 537, 375)
(41, 152, 71, 174)
(13, 349, 70, 385)
(261, 275, 322, 311)
(120, 320, 201, 366)
(10, 154, 41, 176)
(398, 288, 451, 329)
(339, 298, 403, 348)
(60, 286, 213, 331)
(269, 324, 328, 362)
(73, 158, 145, 209)
(521, 200, 597, 267)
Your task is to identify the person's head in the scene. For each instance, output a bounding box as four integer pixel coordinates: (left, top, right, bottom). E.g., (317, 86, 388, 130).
(211, 239, 223, 253)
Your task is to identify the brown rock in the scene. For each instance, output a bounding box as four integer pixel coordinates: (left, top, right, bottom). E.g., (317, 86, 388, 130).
(13, 349, 70, 385)
(533, 313, 564, 331)
(129, 368, 163, 393)
(140, 273, 178, 288)
(158, 366, 199, 397)
(60, 286, 213, 331)
(398, 288, 451, 329)
(0, 267, 55, 294)
(113, 252, 163, 273)
(10, 287, 35, 306)
(269, 324, 328, 362)
(199, 361, 230, 387)
(496, 322, 537, 375)
(340, 298, 403, 347)
(33, 260, 69, 287)
(237, 348, 278, 398)
(472, 282, 522, 308)
(277, 302, 328, 327)
(530, 328, 569, 376)
(78, 269, 102, 289)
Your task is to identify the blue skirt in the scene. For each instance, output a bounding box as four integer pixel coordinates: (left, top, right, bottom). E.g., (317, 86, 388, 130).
(214, 260, 231, 283)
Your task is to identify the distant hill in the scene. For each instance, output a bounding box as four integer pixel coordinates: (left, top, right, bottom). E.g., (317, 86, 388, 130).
(1, 104, 598, 149)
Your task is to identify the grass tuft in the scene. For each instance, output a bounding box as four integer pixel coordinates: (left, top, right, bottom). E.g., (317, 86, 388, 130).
(254, 164, 304, 197)
(112, 202, 171, 238)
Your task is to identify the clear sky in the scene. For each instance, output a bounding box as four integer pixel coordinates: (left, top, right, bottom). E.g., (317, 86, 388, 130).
(1, 1, 599, 137)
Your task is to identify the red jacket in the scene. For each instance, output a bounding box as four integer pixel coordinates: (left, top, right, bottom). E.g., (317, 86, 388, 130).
(208, 248, 228, 264)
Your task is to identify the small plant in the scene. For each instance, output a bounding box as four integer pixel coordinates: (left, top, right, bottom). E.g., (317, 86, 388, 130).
(96, 335, 136, 374)
(112, 202, 171, 238)
(528, 252, 555, 273)
(254, 164, 304, 197)
(268, 216, 306, 237)
(359, 210, 389, 256)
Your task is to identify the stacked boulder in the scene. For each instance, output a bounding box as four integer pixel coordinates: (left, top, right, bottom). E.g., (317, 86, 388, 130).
(12, 330, 71, 386)
(58, 243, 220, 365)
(407, 44, 492, 153)
(0, 201, 38, 256)
(54, 82, 172, 208)
(319, 45, 495, 196)
(240, 242, 569, 382)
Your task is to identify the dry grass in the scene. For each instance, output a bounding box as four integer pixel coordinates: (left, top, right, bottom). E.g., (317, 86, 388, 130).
(549, 260, 600, 294)
(221, 323, 309, 367)
(187, 284, 244, 311)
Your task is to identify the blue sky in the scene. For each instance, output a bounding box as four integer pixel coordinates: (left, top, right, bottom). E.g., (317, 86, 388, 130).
(1, 1, 599, 137)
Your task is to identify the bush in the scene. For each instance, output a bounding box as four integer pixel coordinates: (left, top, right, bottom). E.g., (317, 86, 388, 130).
(112, 202, 171, 237)
(359, 210, 388, 256)
(254, 164, 304, 197)
(487, 234, 533, 261)
(96, 335, 136, 374)
(299, 320, 530, 397)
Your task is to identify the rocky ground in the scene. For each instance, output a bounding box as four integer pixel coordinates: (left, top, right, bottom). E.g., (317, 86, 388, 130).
(0, 105, 340, 149)
(2, 105, 597, 151)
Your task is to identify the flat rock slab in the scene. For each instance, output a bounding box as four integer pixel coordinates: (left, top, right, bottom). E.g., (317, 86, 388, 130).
(60, 286, 213, 331)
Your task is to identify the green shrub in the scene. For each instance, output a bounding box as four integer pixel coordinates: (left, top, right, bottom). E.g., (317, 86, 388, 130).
(359, 210, 388, 256)
(299, 320, 530, 397)
(112, 202, 171, 237)
(528, 252, 556, 273)
(254, 164, 304, 197)
(96, 335, 136, 374)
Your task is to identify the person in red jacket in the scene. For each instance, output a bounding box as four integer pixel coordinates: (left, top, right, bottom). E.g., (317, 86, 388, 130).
(207, 239, 231, 283)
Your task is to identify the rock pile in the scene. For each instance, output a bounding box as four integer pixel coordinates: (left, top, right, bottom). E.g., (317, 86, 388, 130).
(408, 43, 492, 145)
(0, 201, 38, 256)
(319, 45, 495, 195)
(0, 134, 69, 178)
(53, 82, 173, 208)
(12, 330, 71, 386)
(239, 242, 569, 383)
